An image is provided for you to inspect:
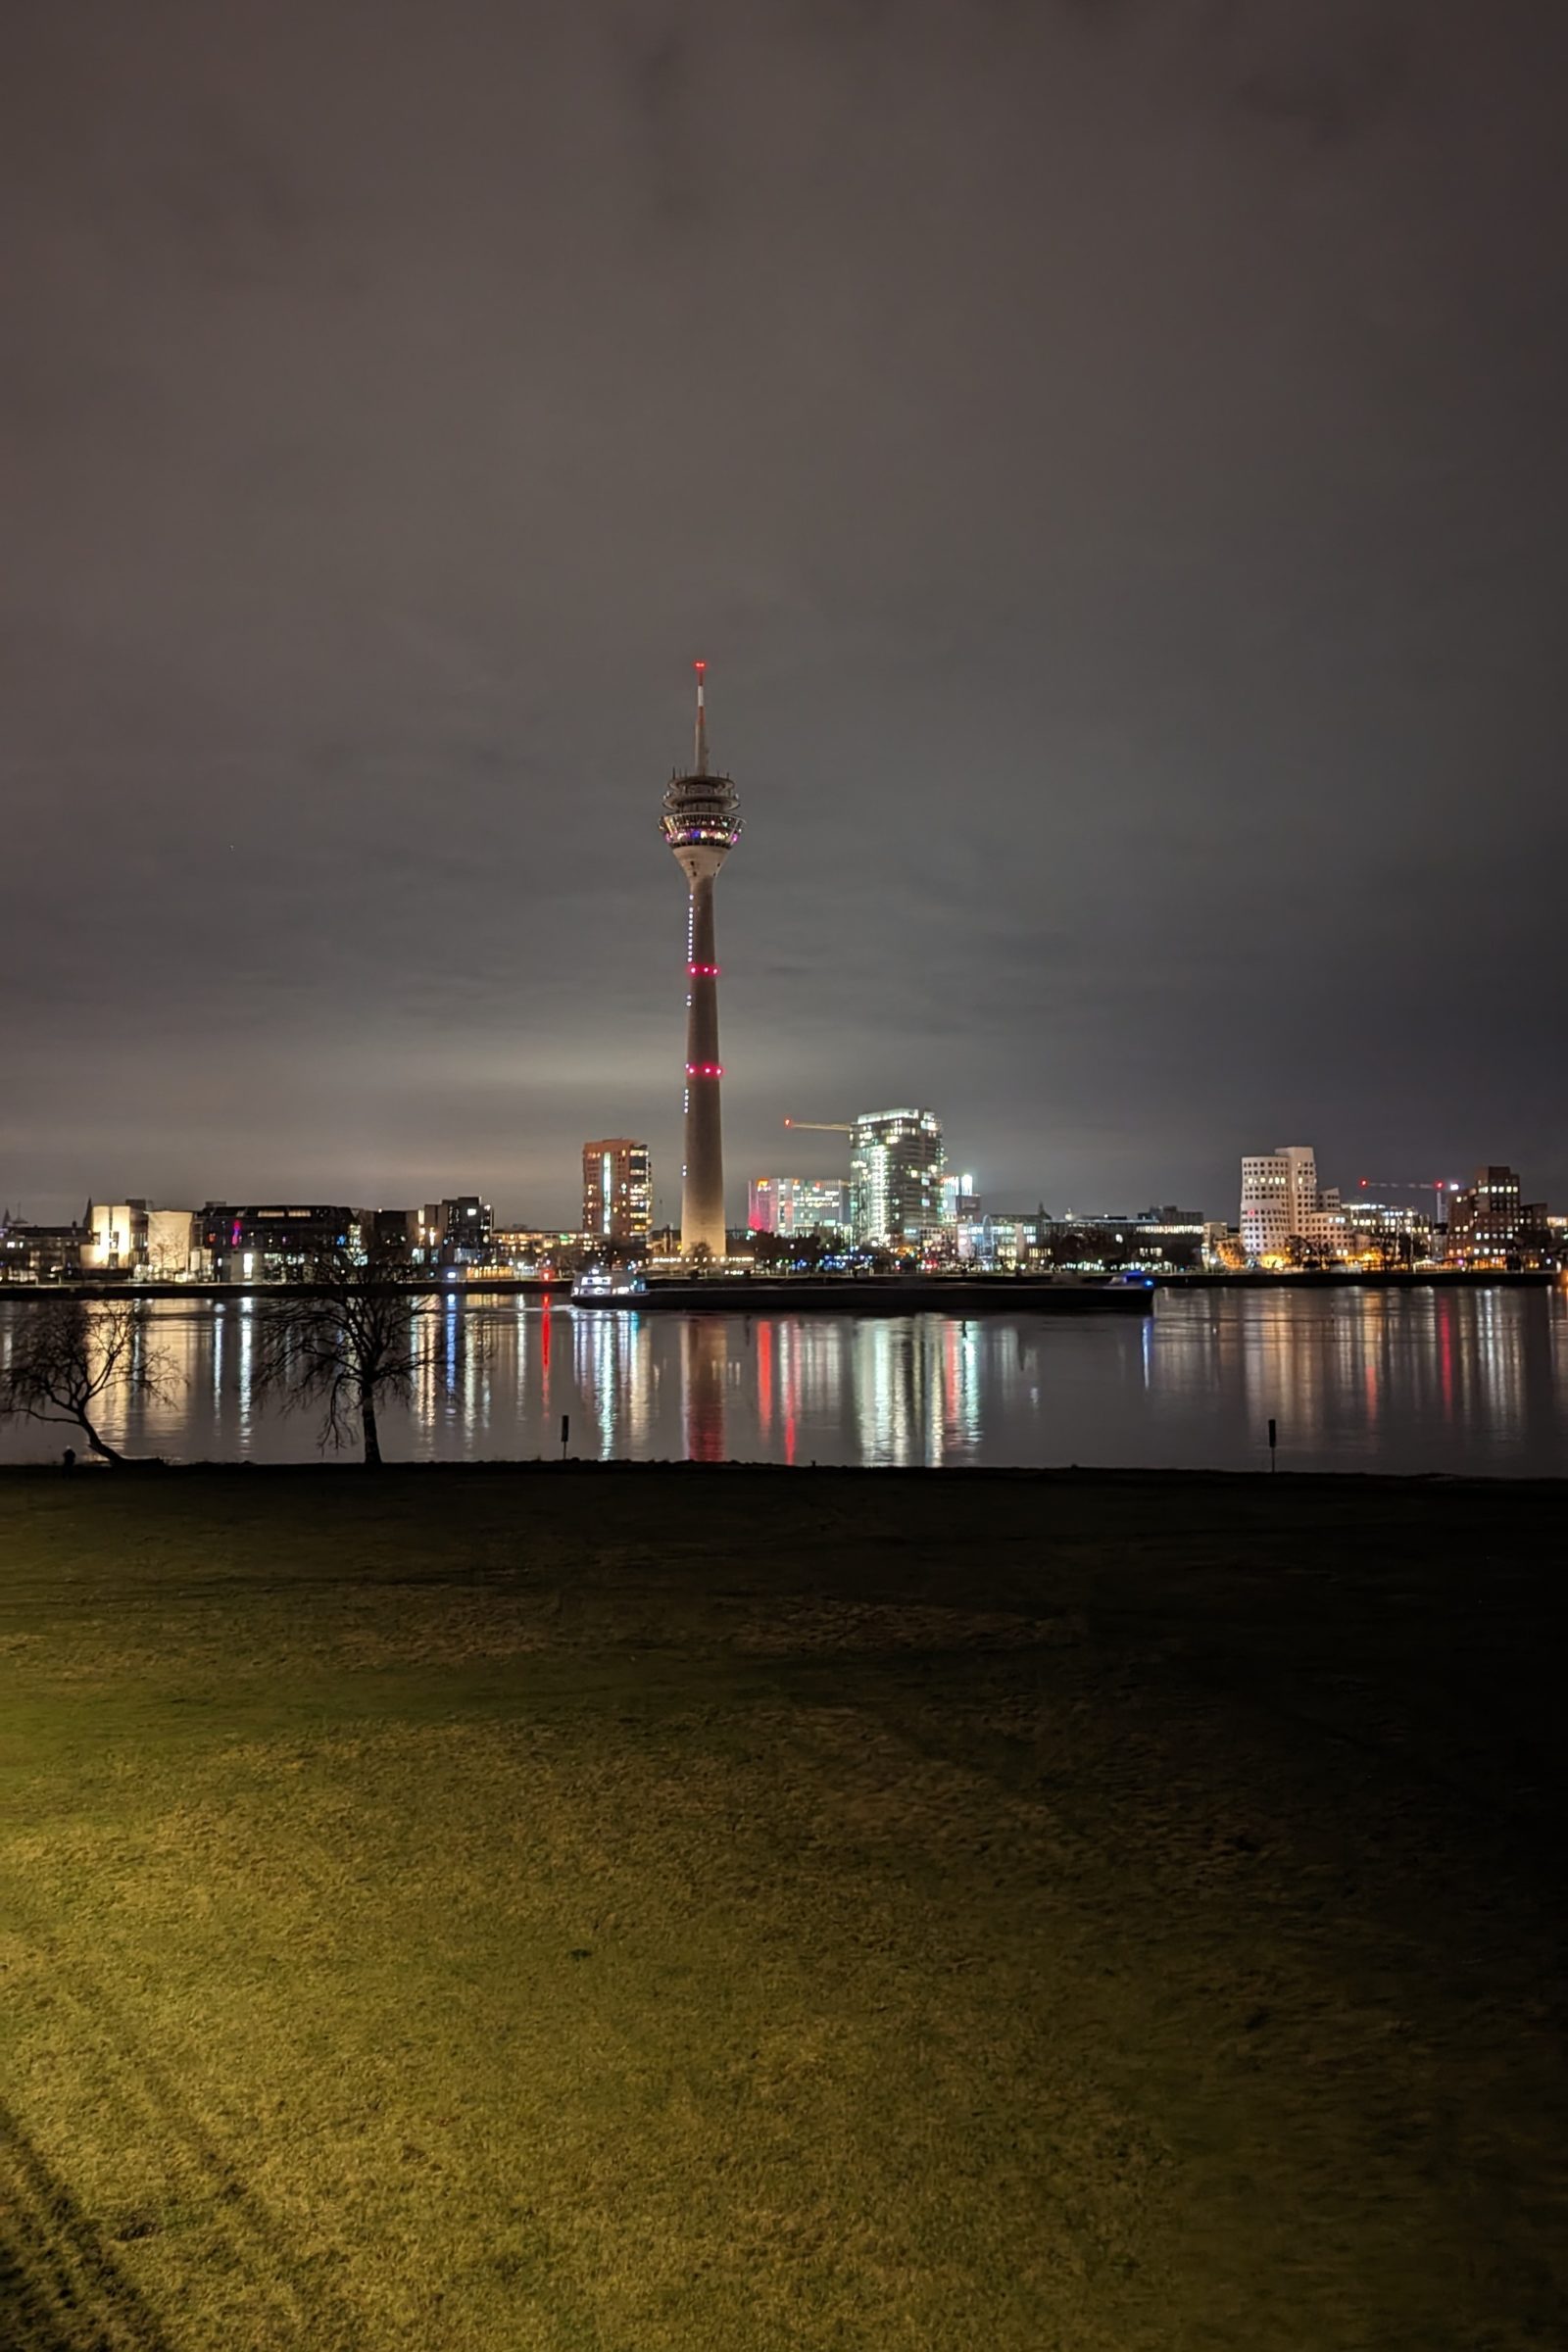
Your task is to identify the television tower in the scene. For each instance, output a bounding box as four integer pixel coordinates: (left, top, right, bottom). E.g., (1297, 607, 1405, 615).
(662, 662, 742, 1258)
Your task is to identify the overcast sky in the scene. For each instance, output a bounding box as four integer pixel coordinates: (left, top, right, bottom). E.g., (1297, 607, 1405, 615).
(3, 0, 1565, 1228)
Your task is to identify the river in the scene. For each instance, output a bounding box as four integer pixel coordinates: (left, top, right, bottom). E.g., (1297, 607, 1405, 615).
(2, 1288, 1566, 1475)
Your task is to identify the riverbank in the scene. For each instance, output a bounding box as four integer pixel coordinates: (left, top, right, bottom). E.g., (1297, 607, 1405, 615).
(0, 1267, 1557, 1303)
(3, 1466, 1563, 2349)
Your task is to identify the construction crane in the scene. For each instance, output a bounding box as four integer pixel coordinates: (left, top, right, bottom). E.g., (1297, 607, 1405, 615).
(1356, 1178, 1460, 1201)
(783, 1119, 853, 1133)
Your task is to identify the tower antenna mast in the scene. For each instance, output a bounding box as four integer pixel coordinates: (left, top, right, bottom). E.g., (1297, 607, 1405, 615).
(693, 660, 709, 776)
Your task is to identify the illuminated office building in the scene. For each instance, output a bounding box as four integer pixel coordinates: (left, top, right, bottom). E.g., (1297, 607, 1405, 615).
(850, 1108, 946, 1248)
(198, 1203, 358, 1280)
(1446, 1166, 1549, 1266)
(748, 1177, 850, 1237)
(583, 1139, 653, 1244)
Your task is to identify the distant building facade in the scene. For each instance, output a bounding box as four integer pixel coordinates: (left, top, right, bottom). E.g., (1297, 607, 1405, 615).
(582, 1141, 653, 1245)
(197, 1204, 358, 1280)
(144, 1208, 195, 1278)
(417, 1198, 494, 1269)
(974, 1212, 1043, 1271)
(84, 1200, 148, 1272)
(1446, 1167, 1550, 1267)
(850, 1108, 946, 1248)
(940, 1172, 980, 1228)
(748, 1177, 850, 1237)
(1110, 1206, 1205, 1269)
(952, 1204, 1203, 1273)
(1037, 1207, 1204, 1271)
(0, 1218, 88, 1282)
(491, 1227, 585, 1272)
(82, 1201, 195, 1278)
(366, 1209, 416, 1262)
(1341, 1200, 1430, 1267)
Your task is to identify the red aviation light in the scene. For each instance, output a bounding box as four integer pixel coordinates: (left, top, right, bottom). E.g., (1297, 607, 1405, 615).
(685, 1061, 724, 1078)
(687, 960, 720, 977)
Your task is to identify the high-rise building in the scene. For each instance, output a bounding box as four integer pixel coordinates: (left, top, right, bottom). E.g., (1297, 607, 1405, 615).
(749, 1177, 850, 1237)
(583, 1140, 653, 1244)
(661, 663, 741, 1258)
(850, 1109, 946, 1248)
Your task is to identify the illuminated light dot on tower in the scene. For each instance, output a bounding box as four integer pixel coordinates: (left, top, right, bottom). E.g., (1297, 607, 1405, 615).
(661, 661, 742, 1258)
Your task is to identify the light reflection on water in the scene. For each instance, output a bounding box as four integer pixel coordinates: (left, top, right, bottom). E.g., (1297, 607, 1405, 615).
(1, 1290, 1565, 1476)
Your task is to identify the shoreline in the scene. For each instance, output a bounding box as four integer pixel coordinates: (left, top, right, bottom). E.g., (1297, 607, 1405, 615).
(0, 1267, 1557, 1306)
(3, 1457, 1565, 1488)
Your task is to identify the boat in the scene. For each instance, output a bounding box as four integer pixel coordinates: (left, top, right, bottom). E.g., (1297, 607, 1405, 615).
(570, 1266, 648, 1302)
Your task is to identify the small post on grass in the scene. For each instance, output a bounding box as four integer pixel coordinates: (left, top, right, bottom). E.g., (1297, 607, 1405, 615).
(1267, 1416, 1278, 1474)
(560, 1412, 569, 1462)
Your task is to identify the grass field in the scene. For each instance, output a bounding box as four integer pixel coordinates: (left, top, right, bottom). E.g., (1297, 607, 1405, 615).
(2, 1465, 1565, 2350)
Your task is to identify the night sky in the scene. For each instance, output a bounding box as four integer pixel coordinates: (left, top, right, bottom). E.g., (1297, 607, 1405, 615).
(4, 1, 1565, 1230)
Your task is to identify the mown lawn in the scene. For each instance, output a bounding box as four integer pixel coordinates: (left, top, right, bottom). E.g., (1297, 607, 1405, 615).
(2, 1466, 1564, 2350)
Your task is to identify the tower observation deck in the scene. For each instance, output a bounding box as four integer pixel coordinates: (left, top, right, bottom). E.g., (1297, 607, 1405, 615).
(662, 662, 741, 1259)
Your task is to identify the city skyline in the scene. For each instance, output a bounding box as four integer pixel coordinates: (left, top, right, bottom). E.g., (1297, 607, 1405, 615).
(10, 1151, 1555, 1281)
(1, 1103, 1555, 1249)
(4, 6, 1567, 1226)
(4, 1132, 1551, 1263)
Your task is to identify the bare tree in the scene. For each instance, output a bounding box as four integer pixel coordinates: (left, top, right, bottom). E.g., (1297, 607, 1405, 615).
(252, 1252, 446, 1467)
(0, 1298, 177, 1465)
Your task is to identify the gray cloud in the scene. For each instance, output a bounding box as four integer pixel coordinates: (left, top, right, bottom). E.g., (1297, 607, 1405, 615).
(1, 0, 1565, 1224)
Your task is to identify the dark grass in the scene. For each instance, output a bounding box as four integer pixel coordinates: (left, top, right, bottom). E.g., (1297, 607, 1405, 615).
(2, 1465, 1565, 2349)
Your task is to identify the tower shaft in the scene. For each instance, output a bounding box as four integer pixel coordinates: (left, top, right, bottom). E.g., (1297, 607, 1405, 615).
(681, 872, 725, 1255)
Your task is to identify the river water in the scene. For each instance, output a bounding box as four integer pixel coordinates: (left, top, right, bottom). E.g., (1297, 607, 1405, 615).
(2, 1289, 1566, 1476)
